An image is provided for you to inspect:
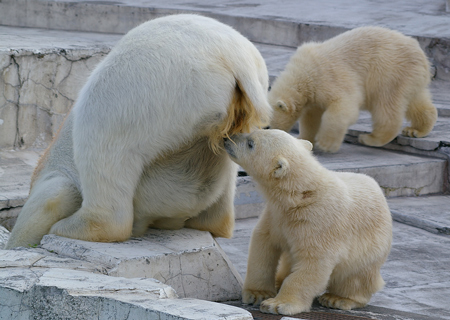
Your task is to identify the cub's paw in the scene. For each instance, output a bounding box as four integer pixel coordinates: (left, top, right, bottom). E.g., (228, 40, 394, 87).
(358, 133, 386, 147)
(242, 289, 276, 306)
(314, 137, 342, 153)
(318, 293, 365, 310)
(402, 126, 428, 138)
(260, 297, 310, 315)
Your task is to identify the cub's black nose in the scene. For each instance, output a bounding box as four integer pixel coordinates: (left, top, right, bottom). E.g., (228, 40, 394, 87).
(263, 126, 270, 130)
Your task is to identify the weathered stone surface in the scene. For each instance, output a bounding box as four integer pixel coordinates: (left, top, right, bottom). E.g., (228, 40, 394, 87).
(0, 226, 9, 249)
(40, 228, 243, 302)
(0, 149, 42, 211)
(346, 111, 450, 153)
(388, 195, 450, 235)
(0, 234, 252, 319)
(0, 26, 119, 149)
(0, 267, 252, 320)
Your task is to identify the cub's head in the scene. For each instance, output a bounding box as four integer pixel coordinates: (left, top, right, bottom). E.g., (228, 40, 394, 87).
(267, 82, 307, 133)
(224, 129, 313, 185)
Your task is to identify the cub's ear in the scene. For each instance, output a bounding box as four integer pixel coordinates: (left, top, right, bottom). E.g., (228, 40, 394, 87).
(276, 100, 288, 112)
(273, 157, 290, 178)
(297, 139, 313, 151)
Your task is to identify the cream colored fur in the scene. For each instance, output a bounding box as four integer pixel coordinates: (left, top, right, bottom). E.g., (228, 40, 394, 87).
(6, 14, 272, 249)
(269, 26, 437, 153)
(224, 129, 392, 315)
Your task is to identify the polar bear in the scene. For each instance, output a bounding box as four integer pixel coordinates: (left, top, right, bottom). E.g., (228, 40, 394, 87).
(268, 26, 437, 153)
(6, 14, 272, 249)
(224, 129, 392, 315)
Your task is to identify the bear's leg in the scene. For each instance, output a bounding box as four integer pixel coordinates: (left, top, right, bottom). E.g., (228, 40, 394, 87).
(6, 175, 81, 249)
(402, 89, 437, 138)
(359, 96, 406, 147)
(49, 153, 145, 242)
(299, 107, 324, 143)
(315, 100, 360, 152)
(242, 212, 280, 305)
(319, 266, 385, 310)
(184, 171, 236, 239)
(275, 251, 292, 291)
(260, 257, 333, 315)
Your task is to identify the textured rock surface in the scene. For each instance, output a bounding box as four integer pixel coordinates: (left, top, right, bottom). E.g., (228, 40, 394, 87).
(39, 228, 243, 302)
(0, 228, 251, 320)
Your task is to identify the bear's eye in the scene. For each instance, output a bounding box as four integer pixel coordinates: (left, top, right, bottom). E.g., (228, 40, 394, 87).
(247, 140, 254, 149)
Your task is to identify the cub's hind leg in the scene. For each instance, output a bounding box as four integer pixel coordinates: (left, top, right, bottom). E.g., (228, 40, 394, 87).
(319, 266, 385, 310)
(403, 89, 437, 138)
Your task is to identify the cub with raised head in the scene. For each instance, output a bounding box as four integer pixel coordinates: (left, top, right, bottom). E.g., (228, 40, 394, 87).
(224, 129, 392, 315)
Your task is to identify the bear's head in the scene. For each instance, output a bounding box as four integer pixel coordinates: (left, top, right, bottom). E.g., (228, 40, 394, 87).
(267, 84, 308, 133)
(224, 129, 313, 187)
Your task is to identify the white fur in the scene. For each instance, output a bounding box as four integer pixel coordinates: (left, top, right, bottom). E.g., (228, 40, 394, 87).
(269, 26, 437, 152)
(224, 129, 392, 315)
(6, 14, 272, 248)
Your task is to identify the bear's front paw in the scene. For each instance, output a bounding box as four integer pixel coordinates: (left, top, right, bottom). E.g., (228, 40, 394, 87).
(314, 138, 342, 153)
(318, 293, 365, 310)
(242, 289, 276, 306)
(260, 297, 310, 315)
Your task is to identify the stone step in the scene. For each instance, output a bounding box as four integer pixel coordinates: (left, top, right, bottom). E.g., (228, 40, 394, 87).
(1, 0, 449, 82)
(2, 25, 449, 151)
(0, 227, 252, 320)
(2, 142, 447, 228)
(388, 195, 450, 236)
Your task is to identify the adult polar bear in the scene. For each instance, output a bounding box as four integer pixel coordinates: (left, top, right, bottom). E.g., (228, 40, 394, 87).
(6, 15, 272, 249)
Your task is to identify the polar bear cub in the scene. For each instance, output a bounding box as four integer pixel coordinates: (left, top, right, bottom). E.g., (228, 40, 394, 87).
(6, 15, 272, 249)
(224, 129, 392, 315)
(269, 26, 437, 153)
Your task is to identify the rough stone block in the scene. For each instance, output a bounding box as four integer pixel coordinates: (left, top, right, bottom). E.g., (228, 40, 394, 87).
(0, 267, 250, 320)
(40, 228, 243, 302)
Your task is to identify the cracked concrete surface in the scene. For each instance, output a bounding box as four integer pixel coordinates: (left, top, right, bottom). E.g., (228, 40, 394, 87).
(0, 50, 109, 148)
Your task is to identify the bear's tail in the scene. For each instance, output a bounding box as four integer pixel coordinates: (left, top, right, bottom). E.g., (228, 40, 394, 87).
(209, 72, 272, 154)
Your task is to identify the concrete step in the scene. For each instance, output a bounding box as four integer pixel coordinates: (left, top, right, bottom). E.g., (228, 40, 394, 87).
(389, 195, 450, 236)
(0, 227, 252, 320)
(2, 25, 449, 152)
(2, 141, 446, 227)
(0, 26, 120, 149)
(1, 0, 449, 82)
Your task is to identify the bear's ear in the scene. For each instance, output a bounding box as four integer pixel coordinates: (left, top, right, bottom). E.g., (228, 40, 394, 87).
(273, 157, 290, 178)
(276, 100, 288, 112)
(297, 139, 313, 151)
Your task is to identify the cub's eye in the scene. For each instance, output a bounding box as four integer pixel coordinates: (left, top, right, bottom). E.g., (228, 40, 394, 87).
(247, 140, 254, 149)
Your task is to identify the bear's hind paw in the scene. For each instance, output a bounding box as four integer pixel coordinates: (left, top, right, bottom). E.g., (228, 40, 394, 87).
(402, 127, 427, 138)
(260, 297, 310, 315)
(318, 293, 366, 310)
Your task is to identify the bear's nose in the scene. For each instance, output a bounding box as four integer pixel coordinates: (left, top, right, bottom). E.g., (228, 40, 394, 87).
(263, 126, 270, 130)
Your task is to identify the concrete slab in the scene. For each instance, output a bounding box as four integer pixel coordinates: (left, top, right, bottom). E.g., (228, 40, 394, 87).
(217, 217, 450, 320)
(0, 149, 41, 210)
(0, 226, 253, 319)
(0, 266, 253, 320)
(347, 111, 450, 152)
(39, 228, 243, 302)
(1, 0, 449, 80)
(388, 195, 450, 235)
